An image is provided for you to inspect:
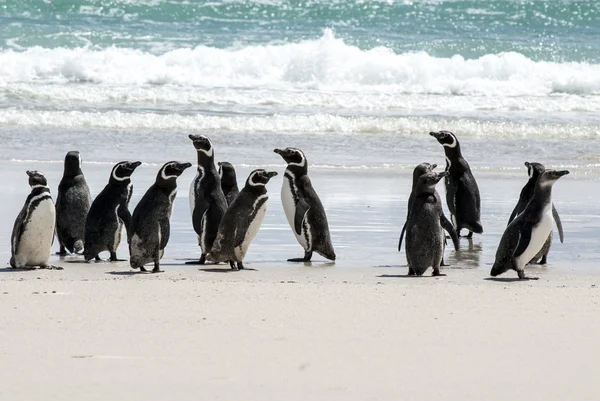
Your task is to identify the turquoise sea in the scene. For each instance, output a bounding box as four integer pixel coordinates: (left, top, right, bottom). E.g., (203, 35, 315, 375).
(0, 0, 598, 270)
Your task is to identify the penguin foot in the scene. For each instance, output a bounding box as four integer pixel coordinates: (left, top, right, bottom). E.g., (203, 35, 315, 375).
(408, 268, 416, 276)
(288, 251, 312, 263)
(432, 268, 446, 277)
(151, 268, 164, 273)
(40, 264, 64, 270)
(237, 262, 244, 270)
(466, 231, 474, 239)
(230, 261, 238, 270)
(185, 254, 207, 265)
(518, 270, 539, 280)
(109, 252, 127, 262)
(139, 267, 148, 272)
(538, 255, 548, 265)
(440, 258, 449, 267)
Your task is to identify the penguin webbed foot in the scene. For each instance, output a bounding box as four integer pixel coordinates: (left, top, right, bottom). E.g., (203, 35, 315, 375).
(432, 268, 446, 277)
(440, 258, 449, 267)
(185, 254, 207, 265)
(109, 252, 127, 262)
(407, 268, 416, 276)
(151, 263, 163, 274)
(40, 264, 64, 270)
(287, 251, 312, 263)
(517, 270, 539, 280)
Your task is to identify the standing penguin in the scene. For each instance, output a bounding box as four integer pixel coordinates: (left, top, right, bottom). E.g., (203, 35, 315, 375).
(129, 161, 192, 273)
(430, 131, 483, 238)
(508, 161, 564, 265)
(55, 151, 91, 255)
(207, 169, 278, 270)
(188, 135, 227, 264)
(398, 162, 459, 265)
(84, 161, 142, 262)
(491, 169, 569, 280)
(218, 161, 240, 206)
(10, 171, 61, 270)
(405, 171, 450, 276)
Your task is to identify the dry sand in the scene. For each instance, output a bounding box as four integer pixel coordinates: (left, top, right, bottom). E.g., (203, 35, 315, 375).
(2, 262, 600, 401)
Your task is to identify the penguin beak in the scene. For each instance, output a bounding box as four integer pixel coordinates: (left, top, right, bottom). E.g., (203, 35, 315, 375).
(438, 171, 449, 178)
(179, 162, 193, 171)
(524, 161, 530, 168)
(273, 149, 283, 155)
(429, 131, 440, 138)
(554, 170, 570, 177)
(131, 161, 142, 169)
(26, 170, 35, 177)
(431, 164, 437, 170)
(217, 162, 223, 167)
(266, 171, 278, 179)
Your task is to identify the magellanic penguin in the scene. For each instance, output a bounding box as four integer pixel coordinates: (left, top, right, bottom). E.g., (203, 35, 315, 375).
(405, 171, 450, 276)
(129, 161, 192, 273)
(430, 131, 483, 238)
(84, 161, 142, 262)
(274, 147, 336, 262)
(398, 162, 459, 268)
(55, 151, 91, 255)
(207, 169, 278, 270)
(188, 135, 227, 264)
(507, 161, 564, 265)
(218, 161, 240, 206)
(491, 169, 569, 280)
(10, 171, 62, 270)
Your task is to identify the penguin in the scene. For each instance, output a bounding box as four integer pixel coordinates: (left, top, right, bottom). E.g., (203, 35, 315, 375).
(274, 147, 336, 262)
(491, 169, 569, 280)
(83, 161, 142, 262)
(207, 169, 278, 270)
(188, 135, 227, 264)
(507, 161, 564, 265)
(398, 162, 459, 268)
(218, 161, 240, 206)
(430, 131, 483, 238)
(55, 151, 91, 255)
(10, 171, 61, 270)
(405, 171, 450, 276)
(128, 161, 192, 273)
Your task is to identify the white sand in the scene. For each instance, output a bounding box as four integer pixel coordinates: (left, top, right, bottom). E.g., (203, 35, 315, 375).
(2, 262, 599, 401)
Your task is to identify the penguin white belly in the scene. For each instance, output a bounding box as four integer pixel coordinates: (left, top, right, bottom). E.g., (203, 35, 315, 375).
(189, 174, 198, 216)
(516, 206, 553, 269)
(280, 179, 308, 250)
(15, 199, 55, 266)
(237, 197, 268, 259)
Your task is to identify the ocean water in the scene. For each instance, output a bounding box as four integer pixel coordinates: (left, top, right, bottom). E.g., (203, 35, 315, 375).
(0, 0, 599, 272)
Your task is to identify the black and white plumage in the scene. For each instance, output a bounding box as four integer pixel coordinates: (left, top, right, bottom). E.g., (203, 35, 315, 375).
(84, 161, 142, 262)
(10, 171, 61, 270)
(491, 169, 569, 280)
(128, 161, 192, 273)
(207, 169, 278, 270)
(405, 171, 450, 276)
(218, 161, 240, 206)
(398, 163, 459, 268)
(507, 161, 564, 265)
(55, 151, 91, 255)
(188, 135, 227, 265)
(430, 131, 483, 238)
(274, 147, 336, 262)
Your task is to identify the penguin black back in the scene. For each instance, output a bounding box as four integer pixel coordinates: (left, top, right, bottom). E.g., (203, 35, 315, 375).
(84, 161, 141, 262)
(55, 151, 91, 255)
(218, 161, 240, 206)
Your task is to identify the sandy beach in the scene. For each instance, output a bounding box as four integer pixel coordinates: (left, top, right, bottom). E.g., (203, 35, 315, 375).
(2, 262, 600, 401)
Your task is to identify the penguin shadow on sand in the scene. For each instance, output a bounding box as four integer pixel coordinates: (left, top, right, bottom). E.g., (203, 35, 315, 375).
(375, 264, 447, 279)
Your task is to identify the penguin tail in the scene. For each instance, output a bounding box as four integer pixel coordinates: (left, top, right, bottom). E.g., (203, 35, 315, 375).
(318, 248, 336, 261)
(490, 260, 506, 277)
(471, 221, 483, 234)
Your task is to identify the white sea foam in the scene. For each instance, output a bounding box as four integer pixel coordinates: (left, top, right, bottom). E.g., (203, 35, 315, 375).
(1, 30, 599, 97)
(0, 109, 597, 138)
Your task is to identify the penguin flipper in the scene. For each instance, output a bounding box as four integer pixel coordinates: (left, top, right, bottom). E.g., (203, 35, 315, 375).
(445, 179, 457, 216)
(513, 226, 532, 259)
(294, 198, 310, 236)
(440, 213, 459, 251)
(552, 204, 564, 243)
(398, 221, 407, 251)
(192, 199, 210, 235)
(508, 205, 519, 225)
(11, 206, 27, 256)
(118, 204, 133, 233)
(158, 218, 170, 251)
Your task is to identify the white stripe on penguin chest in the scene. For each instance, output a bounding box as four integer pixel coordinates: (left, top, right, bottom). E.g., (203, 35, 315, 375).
(281, 174, 309, 250)
(235, 195, 268, 260)
(515, 204, 553, 268)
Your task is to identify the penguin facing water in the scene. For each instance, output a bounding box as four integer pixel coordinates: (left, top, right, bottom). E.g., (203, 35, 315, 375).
(129, 161, 192, 273)
(405, 171, 450, 276)
(274, 147, 335, 263)
(208, 169, 278, 270)
(84, 161, 142, 262)
(56, 151, 91, 255)
(398, 162, 459, 268)
(218, 161, 240, 206)
(188, 135, 227, 264)
(10, 171, 61, 270)
(508, 161, 565, 265)
(430, 131, 483, 238)
(491, 169, 569, 280)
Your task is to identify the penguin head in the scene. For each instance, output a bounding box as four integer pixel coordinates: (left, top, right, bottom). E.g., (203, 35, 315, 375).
(539, 169, 570, 187)
(429, 131, 459, 149)
(64, 151, 82, 176)
(273, 147, 306, 167)
(218, 161, 237, 184)
(188, 134, 214, 157)
(26, 170, 47, 188)
(246, 169, 278, 187)
(524, 161, 545, 180)
(416, 171, 448, 193)
(157, 161, 192, 184)
(111, 161, 142, 182)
